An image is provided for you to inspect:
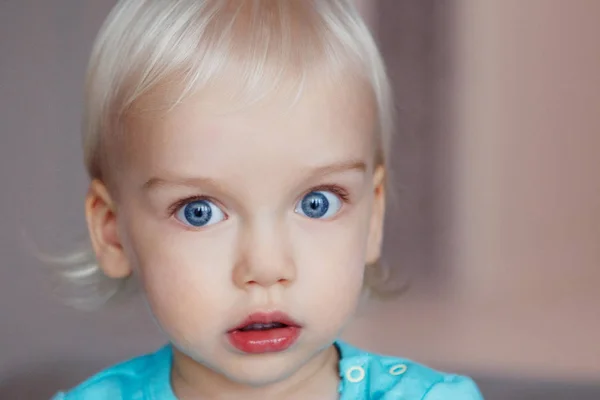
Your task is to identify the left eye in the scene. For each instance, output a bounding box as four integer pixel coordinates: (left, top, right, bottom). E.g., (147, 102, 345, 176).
(295, 191, 342, 219)
(175, 199, 226, 227)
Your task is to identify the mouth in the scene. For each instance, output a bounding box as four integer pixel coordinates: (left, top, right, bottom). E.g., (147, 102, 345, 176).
(227, 311, 302, 354)
(237, 321, 291, 331)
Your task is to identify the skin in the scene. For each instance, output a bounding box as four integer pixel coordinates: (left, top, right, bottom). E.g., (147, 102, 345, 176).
(85, 73, 386, 399)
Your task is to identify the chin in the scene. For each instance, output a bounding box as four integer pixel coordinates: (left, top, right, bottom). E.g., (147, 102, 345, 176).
(175, 335, 336, 388)
(218, 350, 309, 387)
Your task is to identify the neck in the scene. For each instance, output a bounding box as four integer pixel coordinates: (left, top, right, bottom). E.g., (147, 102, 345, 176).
(171, 345, 340, 400)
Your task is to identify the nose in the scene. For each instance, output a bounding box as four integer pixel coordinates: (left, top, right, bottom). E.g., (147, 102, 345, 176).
(232, 218, 296, 289)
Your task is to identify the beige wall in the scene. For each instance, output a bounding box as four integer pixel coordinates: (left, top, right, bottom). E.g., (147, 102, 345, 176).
(345, 0, 600, 383)
(452, 0, 600, 377)
(454, 0, 600, 303)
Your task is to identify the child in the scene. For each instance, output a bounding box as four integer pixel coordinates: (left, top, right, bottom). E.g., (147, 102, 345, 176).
(52, 0, 483, 399)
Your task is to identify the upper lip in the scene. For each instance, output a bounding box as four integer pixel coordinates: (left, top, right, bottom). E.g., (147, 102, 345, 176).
(227, 311, 301, 332)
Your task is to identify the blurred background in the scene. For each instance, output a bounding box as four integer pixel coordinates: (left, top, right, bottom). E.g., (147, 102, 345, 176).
(1, 0, 599, 398)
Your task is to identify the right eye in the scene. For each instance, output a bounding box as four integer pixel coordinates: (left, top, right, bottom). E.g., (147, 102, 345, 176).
(175, 199, 226, 228)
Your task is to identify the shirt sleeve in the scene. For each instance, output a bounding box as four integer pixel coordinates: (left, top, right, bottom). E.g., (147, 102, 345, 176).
(422, 375, 484, 400)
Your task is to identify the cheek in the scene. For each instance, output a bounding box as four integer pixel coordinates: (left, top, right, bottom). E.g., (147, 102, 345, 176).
(117, 205, 237, 337)
(292, 204, 372, 322)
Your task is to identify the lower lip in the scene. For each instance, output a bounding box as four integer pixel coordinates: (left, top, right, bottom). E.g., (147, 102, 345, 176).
(227, 327, 301, 354)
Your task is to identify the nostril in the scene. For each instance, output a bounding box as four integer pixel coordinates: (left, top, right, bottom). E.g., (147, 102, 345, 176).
(241, 277, 290, 287)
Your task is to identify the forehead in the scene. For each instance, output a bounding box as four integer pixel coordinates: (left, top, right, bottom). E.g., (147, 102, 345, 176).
(120, 73, 377, 182)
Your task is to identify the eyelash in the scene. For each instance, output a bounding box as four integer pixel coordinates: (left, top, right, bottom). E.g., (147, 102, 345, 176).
(308, 184, 351, 203)
(166, 184, 351, 216)
(167, 195, 212, 216)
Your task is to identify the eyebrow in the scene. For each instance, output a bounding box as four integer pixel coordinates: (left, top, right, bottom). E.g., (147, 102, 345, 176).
(306, 159, 367, 178)
(142, 175, 222, 192)
(142, 159, 367, 191)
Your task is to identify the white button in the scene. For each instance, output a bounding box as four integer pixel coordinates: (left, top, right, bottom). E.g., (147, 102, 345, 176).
(389, 364, 408, 376)
(346, 366, 365, 383)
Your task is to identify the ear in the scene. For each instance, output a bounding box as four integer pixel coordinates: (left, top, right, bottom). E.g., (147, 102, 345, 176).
(85, 180, 132, 279)
(366, 165, 386, 265)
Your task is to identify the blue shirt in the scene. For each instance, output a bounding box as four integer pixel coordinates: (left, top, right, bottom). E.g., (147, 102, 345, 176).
(52, 341, 483, 399)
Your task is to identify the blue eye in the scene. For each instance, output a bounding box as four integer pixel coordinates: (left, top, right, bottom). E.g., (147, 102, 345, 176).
(295, 191, 342, 219)
(175, 199, 226, 227)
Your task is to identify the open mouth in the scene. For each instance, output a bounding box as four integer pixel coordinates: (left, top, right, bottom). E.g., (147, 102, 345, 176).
(227, 312, 302, 354)
(238, 322, 290, 331)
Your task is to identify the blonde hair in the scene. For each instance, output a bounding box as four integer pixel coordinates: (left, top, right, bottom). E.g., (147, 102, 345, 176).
(55, 0, 395, 309)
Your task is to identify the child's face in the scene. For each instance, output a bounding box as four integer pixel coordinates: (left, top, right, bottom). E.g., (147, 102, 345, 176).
(92, 74, 385, 385)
